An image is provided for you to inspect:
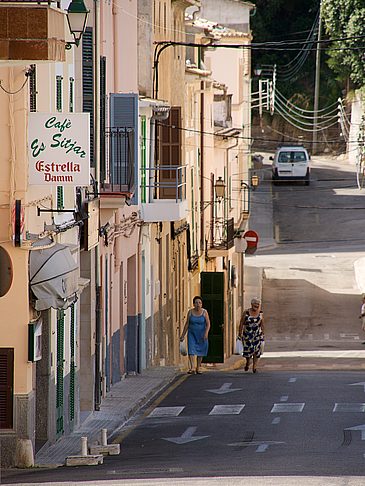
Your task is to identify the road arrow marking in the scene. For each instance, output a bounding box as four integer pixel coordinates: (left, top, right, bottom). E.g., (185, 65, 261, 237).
(349, 382, 365, 392)
(345, 425, 365, 440)
(206, 383, 242, 395)
(209, 404, 245, 415)
(163, 427, 209, 444)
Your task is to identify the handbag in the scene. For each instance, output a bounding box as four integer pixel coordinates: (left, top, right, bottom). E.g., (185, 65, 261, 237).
(235, 337, 243, 355)
(179, 341, 187, 356)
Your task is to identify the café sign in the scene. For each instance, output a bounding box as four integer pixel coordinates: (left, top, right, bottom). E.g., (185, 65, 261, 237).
(28, 113, 90, 186)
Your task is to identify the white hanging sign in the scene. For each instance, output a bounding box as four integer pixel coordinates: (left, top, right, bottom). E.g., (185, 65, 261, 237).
(28, 113, 90, 186)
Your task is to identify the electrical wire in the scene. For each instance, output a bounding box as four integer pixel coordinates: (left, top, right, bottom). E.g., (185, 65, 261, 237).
(154, 121, 364, 145)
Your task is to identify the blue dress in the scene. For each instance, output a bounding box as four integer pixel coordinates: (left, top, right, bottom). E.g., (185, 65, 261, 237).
(188, 310, 209, 356)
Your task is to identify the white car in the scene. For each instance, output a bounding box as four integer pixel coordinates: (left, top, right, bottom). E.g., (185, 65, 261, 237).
(270, 145, 310, 185)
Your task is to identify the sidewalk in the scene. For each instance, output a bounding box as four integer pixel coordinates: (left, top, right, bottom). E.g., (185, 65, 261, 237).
(35, 366, 180, 467)
(35, 356, 245, 468)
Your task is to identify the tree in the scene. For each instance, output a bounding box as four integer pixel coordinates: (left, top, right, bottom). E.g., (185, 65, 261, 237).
(322, 0, 365, 87)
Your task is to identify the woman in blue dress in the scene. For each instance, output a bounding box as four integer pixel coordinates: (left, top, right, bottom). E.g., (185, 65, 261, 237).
(238, 298, 265, 373)
(180, 296, 211, 374)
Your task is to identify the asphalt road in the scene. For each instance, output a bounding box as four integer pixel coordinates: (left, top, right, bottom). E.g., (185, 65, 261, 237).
(3, 371, 365, 485)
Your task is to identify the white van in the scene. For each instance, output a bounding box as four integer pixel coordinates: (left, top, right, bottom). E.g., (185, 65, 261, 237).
(270, 145, 310, 185)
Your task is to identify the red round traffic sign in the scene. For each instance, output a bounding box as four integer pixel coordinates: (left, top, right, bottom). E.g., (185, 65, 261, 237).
(243, 230, 259, 249)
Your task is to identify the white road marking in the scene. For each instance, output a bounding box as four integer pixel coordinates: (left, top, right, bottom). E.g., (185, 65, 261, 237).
(256, 444, 268, 452)
(288, 378, 297, 383)
(272, 417, 281, 424)
(346, 424, 365, 440)
(324, 333, 330, 340)
(349, 382, 365, 392)
(148, 406, 184, 417)
(228, 440, 285, 451)
(206, 383, 242, 395)
(340, 333, 360, 341)
(263, 350, 365, 358)
(280, 395, 289, 402)
(163, 426, 209, 444)
(271, 403, 305, 413)
(209, 404, 245, 415)
(333, 403, 365, 413)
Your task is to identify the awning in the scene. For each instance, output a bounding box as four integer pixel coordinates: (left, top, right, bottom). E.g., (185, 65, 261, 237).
(29, 239, 79, 311)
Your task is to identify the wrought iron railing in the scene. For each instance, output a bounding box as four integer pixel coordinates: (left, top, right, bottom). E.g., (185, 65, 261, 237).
(141, 165, 186, 203)
(209, 217, 235, 250)
(100, 128, 135, 194)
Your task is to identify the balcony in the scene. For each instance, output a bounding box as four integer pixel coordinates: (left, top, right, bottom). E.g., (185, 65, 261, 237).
(207, 217, 235, 257)
(0, 4, 66, 63)
(100, 128, 135, 209)
(141, 166, 187, 222)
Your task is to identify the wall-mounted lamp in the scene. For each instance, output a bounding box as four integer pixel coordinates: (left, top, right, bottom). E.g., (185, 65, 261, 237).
(251, 174, 259, 190)
(201, 176, 226, 210)
(66, 0, 89, 49)
(254, 67, 262, 77)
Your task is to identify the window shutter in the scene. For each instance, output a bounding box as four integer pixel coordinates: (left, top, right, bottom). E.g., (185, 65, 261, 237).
(69, 77, 74, 113)
(158, 106, 182, 170)
(29, 65, 37, 112)
(0, 348, 14, 429)
(56, 310, 64, 436)
(100, 56, 106, 183)
(109, 93, 138, 192)
(69, 305, 75, 422)
(57, 186, 64, 211)
(56, 76, 63, 112)
(82, 27, 94, 167)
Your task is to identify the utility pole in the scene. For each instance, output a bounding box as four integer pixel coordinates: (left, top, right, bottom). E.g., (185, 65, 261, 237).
(312, 4, 322, 154)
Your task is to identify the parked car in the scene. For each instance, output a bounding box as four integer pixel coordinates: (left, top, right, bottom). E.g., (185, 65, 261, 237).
(270, 145, 310, 185)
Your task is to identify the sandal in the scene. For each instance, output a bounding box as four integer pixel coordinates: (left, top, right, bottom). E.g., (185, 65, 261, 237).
(196, 370, 203, 374)
(187, 370, 195, 374)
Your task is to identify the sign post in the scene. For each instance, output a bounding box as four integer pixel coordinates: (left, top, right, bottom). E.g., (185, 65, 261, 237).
(243, 230, 259, 254)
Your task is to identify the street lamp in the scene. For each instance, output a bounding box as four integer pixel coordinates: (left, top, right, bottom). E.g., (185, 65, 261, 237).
(66, 0, 89, 49)
(214, 176, 225, 202)
(201, 176, 226, 210)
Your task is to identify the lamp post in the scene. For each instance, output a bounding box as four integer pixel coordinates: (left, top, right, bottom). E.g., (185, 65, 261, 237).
(201, 176, 226, 210)
(66, 0, 89, 49)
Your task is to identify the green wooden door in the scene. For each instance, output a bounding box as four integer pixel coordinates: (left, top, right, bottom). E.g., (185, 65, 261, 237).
(201, 272, 224, 363)
(56, 310, 65, 437)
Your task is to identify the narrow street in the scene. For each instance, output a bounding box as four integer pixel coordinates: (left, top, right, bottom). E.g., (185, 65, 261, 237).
(4, 158, 365, 485)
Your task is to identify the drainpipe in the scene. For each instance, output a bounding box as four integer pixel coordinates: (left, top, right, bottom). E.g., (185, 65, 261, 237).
(94, 0, 102, 411)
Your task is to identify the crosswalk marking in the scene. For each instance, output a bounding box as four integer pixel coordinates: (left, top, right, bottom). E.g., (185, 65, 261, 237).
(148, 406, 185, 417)
(271, 403, 305, 413)
(272, 417, 281, 424)
(333, 403, 365, 413)
(209, 404, 245, 415)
